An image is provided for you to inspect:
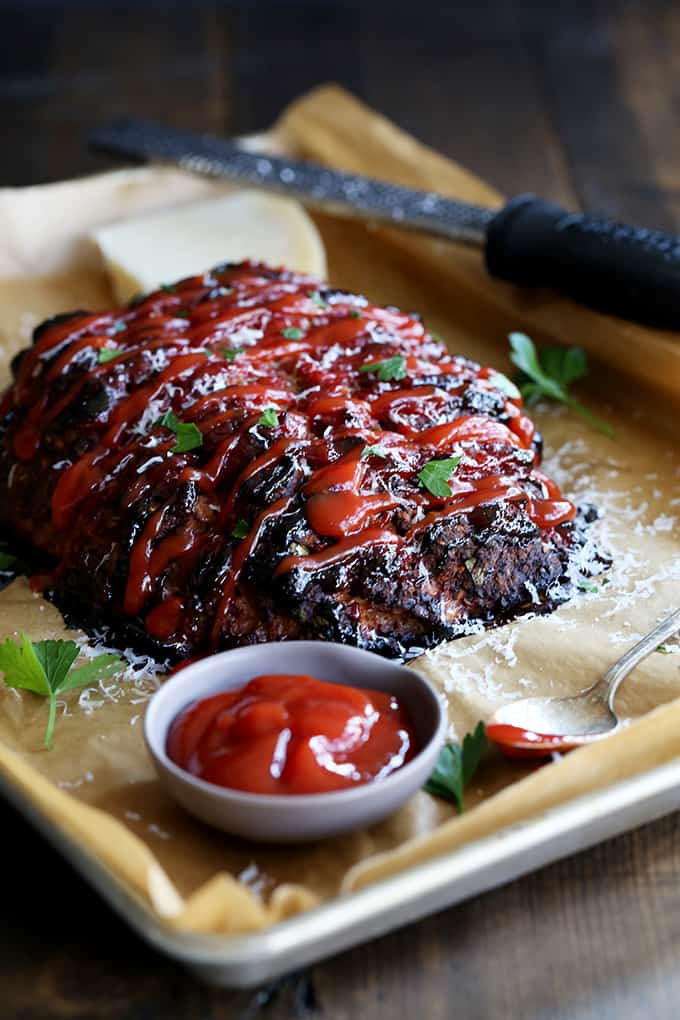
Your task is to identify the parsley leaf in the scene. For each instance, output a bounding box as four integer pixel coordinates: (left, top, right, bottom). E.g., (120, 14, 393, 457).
(155, 410, 180, 430)
(308, 290, 329, 310)
(577, 579, 599, 594)
(359, 355, 407, 382)
(0, 542, 25, 575)
(0, 550, 17, 571)
(657, 645, 672, 654)
(232, 519, 249, 540)
(281, 327, 304, 340)
(174, 310, 189, 319)
(222, 347, 244, 361)
(98, 348, 125, 365)
(154, 411, 203, 453)
(0, 634, 125, 748)
(361, 445, 388, 460)
(488, 371, 521, 400)
(258, 407, 280, 428)
(418, 455, 462, 498)
(424, 722, 487, 813)
(171, 423, 203, 453)
(509, 333, 613, 437)
(160, 283, 176, 293)
(350, 309, 362, 319)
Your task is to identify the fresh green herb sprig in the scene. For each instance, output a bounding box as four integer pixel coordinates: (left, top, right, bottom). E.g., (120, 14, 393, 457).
(232, 519, 249, 540)
(361, 445, 388, 460)
(509, 333, 613, 437)
(258, 407, 280, 428)
(98, 348, 125, 365)
(0, 541, 26, 576)
(281, 327, 304, 340)
(359, 355, 407, 382)
(418, 455, 462, 498)
(154, 411, 203, 453)
(0, 554, 16, 571)
(424, 722, 487, 813)
(308, 290, 329, 310)
(0, 635, 125, 748)
(222, 347, 244, 362)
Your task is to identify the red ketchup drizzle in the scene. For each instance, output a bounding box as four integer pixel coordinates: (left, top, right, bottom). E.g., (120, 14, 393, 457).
(166, 673, 416, 795)
(4, 261, 576, 643)
(486, 722, 579, 758)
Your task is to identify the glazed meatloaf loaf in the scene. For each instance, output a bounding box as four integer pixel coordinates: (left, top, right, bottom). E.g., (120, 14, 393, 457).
(0, 261, 580, 661)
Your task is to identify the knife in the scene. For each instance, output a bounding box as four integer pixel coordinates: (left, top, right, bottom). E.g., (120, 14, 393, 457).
(89, 118, 680, 332)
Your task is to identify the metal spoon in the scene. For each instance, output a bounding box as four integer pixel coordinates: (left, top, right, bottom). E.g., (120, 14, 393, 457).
(486, 608, 680, 757)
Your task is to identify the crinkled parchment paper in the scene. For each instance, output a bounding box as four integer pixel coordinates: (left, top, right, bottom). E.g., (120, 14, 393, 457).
(0, 86, 678, 934)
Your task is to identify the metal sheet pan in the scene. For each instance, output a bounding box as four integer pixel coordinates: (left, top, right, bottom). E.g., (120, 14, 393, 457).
(3, 756, 680, 987)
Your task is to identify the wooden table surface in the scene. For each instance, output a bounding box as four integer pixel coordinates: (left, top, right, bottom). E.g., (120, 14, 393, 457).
(2, 1, 680, 1017)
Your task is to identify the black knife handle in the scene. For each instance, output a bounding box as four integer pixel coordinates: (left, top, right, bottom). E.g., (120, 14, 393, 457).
(485, 194, 680, 330)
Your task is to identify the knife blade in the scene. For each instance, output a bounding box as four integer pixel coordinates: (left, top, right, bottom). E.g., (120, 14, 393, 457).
(89, 118, 680, 332)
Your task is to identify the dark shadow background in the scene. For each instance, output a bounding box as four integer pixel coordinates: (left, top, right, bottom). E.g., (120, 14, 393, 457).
(1, 0, 679, 230)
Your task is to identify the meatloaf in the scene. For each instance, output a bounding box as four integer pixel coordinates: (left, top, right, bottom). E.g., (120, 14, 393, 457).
(0, 261, 579, 661)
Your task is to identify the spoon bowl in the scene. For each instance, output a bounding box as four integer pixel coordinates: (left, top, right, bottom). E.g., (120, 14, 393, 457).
(487, 608, 680, 756)
(487, 693, 618, 754)
(144, 641, 446, 843)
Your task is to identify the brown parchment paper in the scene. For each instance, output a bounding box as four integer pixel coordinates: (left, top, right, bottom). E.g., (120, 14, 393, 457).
(0, 85, 679, 935)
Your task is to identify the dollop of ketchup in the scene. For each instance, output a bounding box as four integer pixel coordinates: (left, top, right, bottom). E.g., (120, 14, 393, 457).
(166, 673, 416, 795)
(486, 722, 577, 758)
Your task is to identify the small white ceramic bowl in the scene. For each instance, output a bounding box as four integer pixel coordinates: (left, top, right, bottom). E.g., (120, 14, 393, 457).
(144, 641, 445, 843)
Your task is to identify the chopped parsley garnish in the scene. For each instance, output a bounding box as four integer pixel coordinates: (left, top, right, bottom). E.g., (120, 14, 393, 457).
(361, 445, 388, 460)
(98, 348, 125, 365)
(160, 283, 176, 293)
(359, 355, 407, 382)
(488, 371, 521, 400)
(509, 332, 614, 437)
(174, 310, 189, 319)
(424, 722, 487, 813)
(0, 550, 17, 571)
(281, 327, 305, 340)
(232, 519, 249, 540)
(0, 634, 125, 749)
(258, 407, 280, 428)
(0, 542, 25, 575)
(222, 347, 244, 361)
(154, 411, 203, 453)
(308, 290, 329, 309)
(657, 645, 672, 654)
(577, 579, 599, 594)
(350, 309, 362, 319)
(418, 455, 462, 498)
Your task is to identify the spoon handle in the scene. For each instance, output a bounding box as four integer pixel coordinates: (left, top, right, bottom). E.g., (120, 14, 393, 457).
(603, 608, 680, 710)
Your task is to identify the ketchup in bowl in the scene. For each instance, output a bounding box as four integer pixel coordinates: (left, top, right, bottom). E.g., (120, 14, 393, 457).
(166, 673, 416, 795)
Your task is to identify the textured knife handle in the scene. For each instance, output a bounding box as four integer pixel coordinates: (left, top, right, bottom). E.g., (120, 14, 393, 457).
(485, 195, 680, 330)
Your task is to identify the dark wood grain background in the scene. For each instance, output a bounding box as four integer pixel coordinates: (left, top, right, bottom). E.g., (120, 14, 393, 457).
(2, 1, 680, 1017)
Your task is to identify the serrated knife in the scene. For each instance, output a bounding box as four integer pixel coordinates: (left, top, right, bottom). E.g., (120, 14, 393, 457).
(90, 118, 680, 331)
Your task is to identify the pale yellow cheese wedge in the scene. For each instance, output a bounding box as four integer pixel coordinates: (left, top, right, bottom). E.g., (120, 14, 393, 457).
(91, 189, 327, 303)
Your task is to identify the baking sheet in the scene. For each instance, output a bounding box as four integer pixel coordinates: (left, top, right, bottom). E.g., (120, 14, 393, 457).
(0, 85, 679, 947)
